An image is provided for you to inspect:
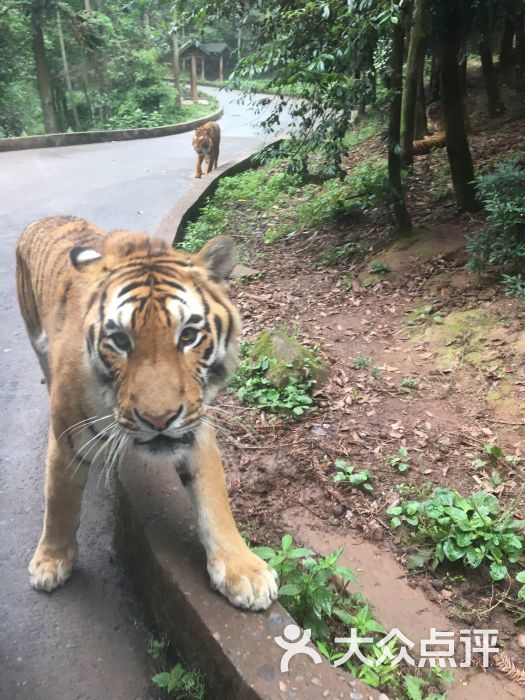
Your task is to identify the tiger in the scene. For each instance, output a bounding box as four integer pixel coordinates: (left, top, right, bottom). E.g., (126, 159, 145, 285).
(16, 216, 278, 611)
(412, 132, 447, 156)
(425, 101, 444, 134)
(192, 121, 220, 178)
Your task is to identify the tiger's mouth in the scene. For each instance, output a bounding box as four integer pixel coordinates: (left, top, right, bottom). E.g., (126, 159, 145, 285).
(134, 431, 195, 454)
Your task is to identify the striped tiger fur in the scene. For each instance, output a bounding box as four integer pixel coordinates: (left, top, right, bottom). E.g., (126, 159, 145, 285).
(412, 132, 447, 156)
(16, 216, 278, 610)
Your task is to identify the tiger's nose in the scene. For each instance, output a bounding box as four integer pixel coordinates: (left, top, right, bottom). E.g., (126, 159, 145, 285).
(135, 408, 182, 431)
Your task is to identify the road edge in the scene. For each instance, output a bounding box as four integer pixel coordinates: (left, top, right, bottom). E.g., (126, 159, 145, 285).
(114, 460, 382, 700)
(0, 105, 223, 153)
(155, 136, 285, 246)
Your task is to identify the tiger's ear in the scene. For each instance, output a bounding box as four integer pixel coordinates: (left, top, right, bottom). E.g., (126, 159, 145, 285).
(195, 236, 236, 282)
(70, 246, 102, 270)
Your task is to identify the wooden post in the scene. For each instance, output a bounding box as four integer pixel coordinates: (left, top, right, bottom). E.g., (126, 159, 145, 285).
(200, 57, 205, 80)
(219, 54, 224, 82)
(190, 53, 198, 102)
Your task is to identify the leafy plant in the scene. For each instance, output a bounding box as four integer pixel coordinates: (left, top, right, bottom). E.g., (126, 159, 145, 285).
(149, 637, 168, 664)
(332, 458, 374, 492)
(369, 260, 391, 274)
(467, 154, 525, 276)
(231, 342, 316, 417)
(401, 376, 420, 389)
(354, 355, 372, 369)
(253, 534, 452, 695)
(254, 535, 356, 643)
(387, 447, 410, 473)
(387, 487, 525, 581)
(501, 273, 525, 301)
(517, 570, 525, 601)
(152, 663, 205, 699)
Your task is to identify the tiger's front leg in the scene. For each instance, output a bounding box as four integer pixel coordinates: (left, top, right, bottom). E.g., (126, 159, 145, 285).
(185, 424, 278, 610)
(29, 425, 89, 592)
(194, 153, 204, 178)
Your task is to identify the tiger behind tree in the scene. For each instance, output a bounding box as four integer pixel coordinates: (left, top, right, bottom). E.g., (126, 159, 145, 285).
(192, 121, 220, 178)
(16, 216, 278, 611)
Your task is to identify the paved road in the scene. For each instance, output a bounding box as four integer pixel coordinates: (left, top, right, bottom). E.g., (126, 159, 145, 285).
(0, 89, 290, 700)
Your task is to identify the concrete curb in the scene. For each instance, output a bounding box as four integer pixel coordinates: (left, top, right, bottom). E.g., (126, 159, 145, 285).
(115, 460, 382, 700)
(155, 136, 285, 246)
(0, 106, 223, 153)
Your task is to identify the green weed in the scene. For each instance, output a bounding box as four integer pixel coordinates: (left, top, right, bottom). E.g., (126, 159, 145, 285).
(354, 355, 372, 369)
(386, 447, 410, 473)
(152, 663, 205, 699)
(332, 458, 374, 492)
(387, 487, 525, 581)
(231, 342, 316, 417)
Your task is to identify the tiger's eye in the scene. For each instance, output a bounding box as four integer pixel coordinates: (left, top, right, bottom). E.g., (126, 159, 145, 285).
(180, 327, 199, 345)
(110, 331, 132, 353)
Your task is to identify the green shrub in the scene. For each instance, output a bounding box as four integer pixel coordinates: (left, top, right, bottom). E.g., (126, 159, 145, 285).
(388, 487, 524, 581)
(467, 155, 525, 277)
(181, 167, 301, 252)
(230, 340, 317, 417)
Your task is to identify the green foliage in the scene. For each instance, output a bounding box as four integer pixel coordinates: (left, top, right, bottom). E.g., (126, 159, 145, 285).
(387, 447, 410, 473)
(501, 274, 525, 302)
(369, 260, 391, 274)
(254, 534, 453, 696)
(517, 570, 525, 602)
(401, 376, 420, 389)
(181, 166, 301, 252)
(354, 355, 372, 369)
(148, 637, 168, 664)
(152, 663, 205, 699)
(467, 155, 525, 276)
(230, 341, 316, 417)
(332, 458, 374, 491)
(387, 487, 525, 581)
(253, 535, 356, 644)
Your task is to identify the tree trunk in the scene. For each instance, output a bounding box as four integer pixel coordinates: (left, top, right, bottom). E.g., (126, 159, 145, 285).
(401, 0, 425, 166)
(459, 55, 467, 95)
(516, 13, 525, 91)
(84, 0, 92, 10)
(56, 10, 81, 131)
(32, 20, 58, 134)
(171, 27, 181, 108)
(500, 16, 516, 67)
(415, 68, 427, 137)
(439, 19, 479, 211)
(429, 53, 440, 101)
(479, 35, 505, 117)
(388, 17, 412, 233)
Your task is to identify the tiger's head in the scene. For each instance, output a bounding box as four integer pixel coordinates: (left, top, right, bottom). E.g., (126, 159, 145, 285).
(192, 126, 214, 155)
(70, 233, 239, 457)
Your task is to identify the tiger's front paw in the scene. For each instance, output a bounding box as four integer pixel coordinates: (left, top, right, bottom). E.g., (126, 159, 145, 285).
(208, 547, 278, 611)
(29, 542, 77, 592)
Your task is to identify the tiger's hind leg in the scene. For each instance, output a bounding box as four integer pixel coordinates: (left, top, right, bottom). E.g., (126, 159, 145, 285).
(184, 424, 278, 610)
(29, 425, 89, 592)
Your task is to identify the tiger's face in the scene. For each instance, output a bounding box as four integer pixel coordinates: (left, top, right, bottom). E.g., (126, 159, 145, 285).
(193, 133, 213, 156)
(72, 233, 239, 457)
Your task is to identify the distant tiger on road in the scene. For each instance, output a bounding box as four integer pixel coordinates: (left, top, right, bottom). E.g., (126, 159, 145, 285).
(192, 121, 220, 178)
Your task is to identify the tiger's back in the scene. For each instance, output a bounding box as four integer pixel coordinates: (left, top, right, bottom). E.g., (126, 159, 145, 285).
(16, 216, 106, 380)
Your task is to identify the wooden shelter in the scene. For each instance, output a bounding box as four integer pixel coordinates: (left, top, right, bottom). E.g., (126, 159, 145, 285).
(202, 42, 230, 81)
(179, 41, 209, 101)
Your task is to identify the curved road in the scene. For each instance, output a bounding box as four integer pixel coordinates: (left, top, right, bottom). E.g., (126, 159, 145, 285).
(0, 89, 290, 700)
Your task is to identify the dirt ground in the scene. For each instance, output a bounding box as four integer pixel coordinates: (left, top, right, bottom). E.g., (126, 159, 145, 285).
(211, 75, 525, 687)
